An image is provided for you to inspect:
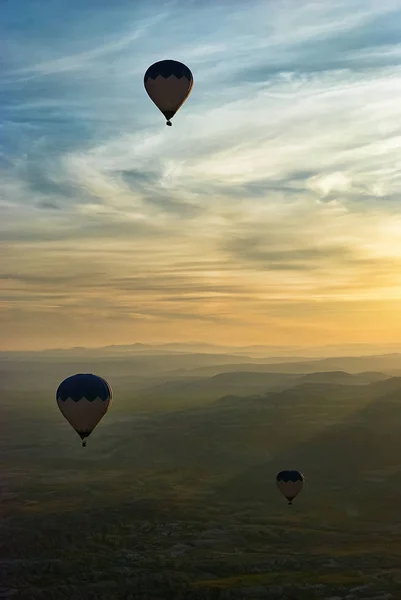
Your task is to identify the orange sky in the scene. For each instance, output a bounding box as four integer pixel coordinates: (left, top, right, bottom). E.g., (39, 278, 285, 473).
(3, 0, 401, 351)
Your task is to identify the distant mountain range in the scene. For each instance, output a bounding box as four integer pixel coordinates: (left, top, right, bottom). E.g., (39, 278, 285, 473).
(1, 343, 401, 408)
(129, 370, 388, 411)
(2, 340, 401, 358)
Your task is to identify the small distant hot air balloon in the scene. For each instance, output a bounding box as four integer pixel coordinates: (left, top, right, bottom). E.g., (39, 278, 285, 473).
(56, 374, 112, 447)
(144, 59, 193, 126)
(276, 470, 304, 506)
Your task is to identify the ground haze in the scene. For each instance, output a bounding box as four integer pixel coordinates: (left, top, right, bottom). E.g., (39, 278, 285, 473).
(2, 344, 401, 599)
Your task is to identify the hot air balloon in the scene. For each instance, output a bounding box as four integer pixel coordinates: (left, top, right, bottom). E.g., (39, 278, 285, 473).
(276, 470, 304, 506)
(144, 59, 193, 126)
(56, 374, 112, 447)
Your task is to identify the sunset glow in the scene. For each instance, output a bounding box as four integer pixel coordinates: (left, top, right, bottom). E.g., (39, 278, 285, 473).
(2, 0, 401, 350)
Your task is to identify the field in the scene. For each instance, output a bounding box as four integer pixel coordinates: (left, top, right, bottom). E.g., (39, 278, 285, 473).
(2, 345, 401, 599)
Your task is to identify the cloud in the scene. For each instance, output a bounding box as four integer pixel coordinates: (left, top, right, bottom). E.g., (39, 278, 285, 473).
(3, 0, 401, 349)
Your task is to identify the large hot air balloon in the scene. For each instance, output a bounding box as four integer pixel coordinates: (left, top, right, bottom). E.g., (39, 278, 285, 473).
(276, 470, 304, 505)
(56, 374, 112, 447)
(144, 59, 193, 126)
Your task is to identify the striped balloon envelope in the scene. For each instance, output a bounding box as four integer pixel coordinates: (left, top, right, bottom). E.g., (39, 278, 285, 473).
(144, 59, 193, 126)
(56, 374, 112, 447)
(276, 470, 304, 505)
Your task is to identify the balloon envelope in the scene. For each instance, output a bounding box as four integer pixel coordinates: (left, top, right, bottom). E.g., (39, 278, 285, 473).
(56, 373, 112, 444)
(276, 470, 304, 504)
(144, 59, 193, 125)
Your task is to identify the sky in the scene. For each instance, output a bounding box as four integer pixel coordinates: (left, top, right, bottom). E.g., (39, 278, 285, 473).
(2, 0, 401, 351)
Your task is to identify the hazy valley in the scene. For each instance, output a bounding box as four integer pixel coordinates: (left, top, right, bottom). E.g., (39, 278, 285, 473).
(2, 344, 401, 599)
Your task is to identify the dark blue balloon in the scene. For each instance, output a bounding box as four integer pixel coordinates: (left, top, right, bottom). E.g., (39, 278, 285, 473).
(276, 470, 304, 483)
(56, 374, 112, 403)
(144, 59, 193, 83)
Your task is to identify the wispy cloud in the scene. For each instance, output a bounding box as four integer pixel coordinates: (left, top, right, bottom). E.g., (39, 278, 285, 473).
(2, 0, 401, 349)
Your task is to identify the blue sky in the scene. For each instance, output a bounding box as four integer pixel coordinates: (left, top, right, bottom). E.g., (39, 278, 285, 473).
(2, 0, 401, 350)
